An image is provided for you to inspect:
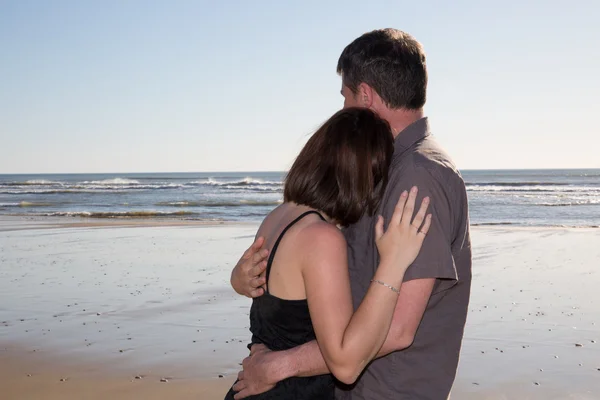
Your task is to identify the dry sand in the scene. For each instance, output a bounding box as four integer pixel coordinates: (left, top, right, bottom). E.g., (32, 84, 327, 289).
(2, 348, 235, 400)
(1, 216, 599, 399)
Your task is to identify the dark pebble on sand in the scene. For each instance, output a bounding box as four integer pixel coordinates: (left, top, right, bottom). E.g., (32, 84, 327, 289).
(219, 374, 224, 378)
(160, 378, 169, 383)
(60, 378, 67, 382)
(575, 343, 583, 347)
(27, 374, 32, 377)
(135, 375, 142, 380)
(534, 382, 540, 386)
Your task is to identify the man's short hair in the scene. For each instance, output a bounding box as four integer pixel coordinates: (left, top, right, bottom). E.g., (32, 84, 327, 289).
(337, 28, 427, 110)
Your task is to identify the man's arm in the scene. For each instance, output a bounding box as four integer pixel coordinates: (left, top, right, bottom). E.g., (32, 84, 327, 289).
(377, 277, 434, 356)
(230, 236, 270, 298)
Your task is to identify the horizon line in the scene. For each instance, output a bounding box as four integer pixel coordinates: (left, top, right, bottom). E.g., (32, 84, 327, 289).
(1, 167, 599, 175)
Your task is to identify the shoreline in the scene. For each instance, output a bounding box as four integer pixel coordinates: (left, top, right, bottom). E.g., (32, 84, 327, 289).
(0, 215, 257, 232)
(1, 215, 599, 233)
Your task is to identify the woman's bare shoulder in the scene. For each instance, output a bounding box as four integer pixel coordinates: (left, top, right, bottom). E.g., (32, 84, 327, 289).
(295, 220, 347, 260)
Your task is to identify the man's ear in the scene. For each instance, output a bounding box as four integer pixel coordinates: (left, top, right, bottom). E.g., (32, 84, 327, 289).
(357, 82, 374, 108)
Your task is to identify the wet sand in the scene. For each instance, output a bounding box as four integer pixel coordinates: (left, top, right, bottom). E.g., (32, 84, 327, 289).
(1, 216, 599, 399)
(454, 227, 600, 399)
(0, 215, 250, 232)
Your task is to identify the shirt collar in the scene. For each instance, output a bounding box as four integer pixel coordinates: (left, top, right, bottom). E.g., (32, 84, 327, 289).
(393, 117, 430, 157)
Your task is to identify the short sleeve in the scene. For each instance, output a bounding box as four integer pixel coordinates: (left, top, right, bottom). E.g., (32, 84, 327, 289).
(381, 165, 457, 293)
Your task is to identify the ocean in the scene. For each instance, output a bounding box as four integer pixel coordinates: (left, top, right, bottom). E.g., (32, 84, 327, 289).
(0, 169, 598, 228)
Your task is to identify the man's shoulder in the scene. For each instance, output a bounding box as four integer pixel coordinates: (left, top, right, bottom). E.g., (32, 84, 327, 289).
(415, 135, 458, 171)
(384, 137, 467, 218)
(390, 144, 464, 191)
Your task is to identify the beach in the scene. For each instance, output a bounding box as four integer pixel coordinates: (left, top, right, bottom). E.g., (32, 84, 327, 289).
(1, 217, 599, 399)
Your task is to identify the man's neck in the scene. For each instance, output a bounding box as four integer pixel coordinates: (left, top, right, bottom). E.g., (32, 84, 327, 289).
(381, 109, 424, 139)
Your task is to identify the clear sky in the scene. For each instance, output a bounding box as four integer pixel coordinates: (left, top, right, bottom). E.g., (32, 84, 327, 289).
(1, 0, 598, 173)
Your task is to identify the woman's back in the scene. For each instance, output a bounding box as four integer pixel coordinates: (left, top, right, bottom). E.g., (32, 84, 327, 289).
(224, 205, 336, 399)
(256, 203, 330, 299)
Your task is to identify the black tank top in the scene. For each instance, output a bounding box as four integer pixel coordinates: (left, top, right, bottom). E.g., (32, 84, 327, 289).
(225, 211, 335, 400)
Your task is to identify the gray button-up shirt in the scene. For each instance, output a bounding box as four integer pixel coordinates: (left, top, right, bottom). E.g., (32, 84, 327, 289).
(337, 117, 472, 400)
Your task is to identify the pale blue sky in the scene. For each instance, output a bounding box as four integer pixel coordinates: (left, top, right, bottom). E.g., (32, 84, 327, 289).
(1, 0, 598, 173)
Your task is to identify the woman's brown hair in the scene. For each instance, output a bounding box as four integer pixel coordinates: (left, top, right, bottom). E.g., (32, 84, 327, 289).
(284, 107, 394, 226)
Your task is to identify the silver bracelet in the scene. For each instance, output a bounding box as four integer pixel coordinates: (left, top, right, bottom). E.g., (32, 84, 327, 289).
(371, 279, 400, 294)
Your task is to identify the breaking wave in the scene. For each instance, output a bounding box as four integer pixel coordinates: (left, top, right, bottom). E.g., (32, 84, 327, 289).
(201, 177, 282, 187)
(155, 200, 282, 207)
(37, 211, 198, 218)
(0, 201, 55, 207)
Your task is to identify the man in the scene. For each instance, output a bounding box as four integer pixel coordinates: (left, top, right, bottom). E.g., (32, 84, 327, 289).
(230, 28, 472, 400)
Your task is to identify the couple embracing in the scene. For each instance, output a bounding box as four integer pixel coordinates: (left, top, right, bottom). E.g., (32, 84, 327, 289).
(225, 28, 471, 400)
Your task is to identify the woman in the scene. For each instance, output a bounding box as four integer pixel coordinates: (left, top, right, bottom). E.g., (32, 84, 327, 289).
(225, 107, 431, 399)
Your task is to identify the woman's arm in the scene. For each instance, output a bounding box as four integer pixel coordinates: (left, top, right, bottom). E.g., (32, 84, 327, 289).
(301, 188, 430, 384)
